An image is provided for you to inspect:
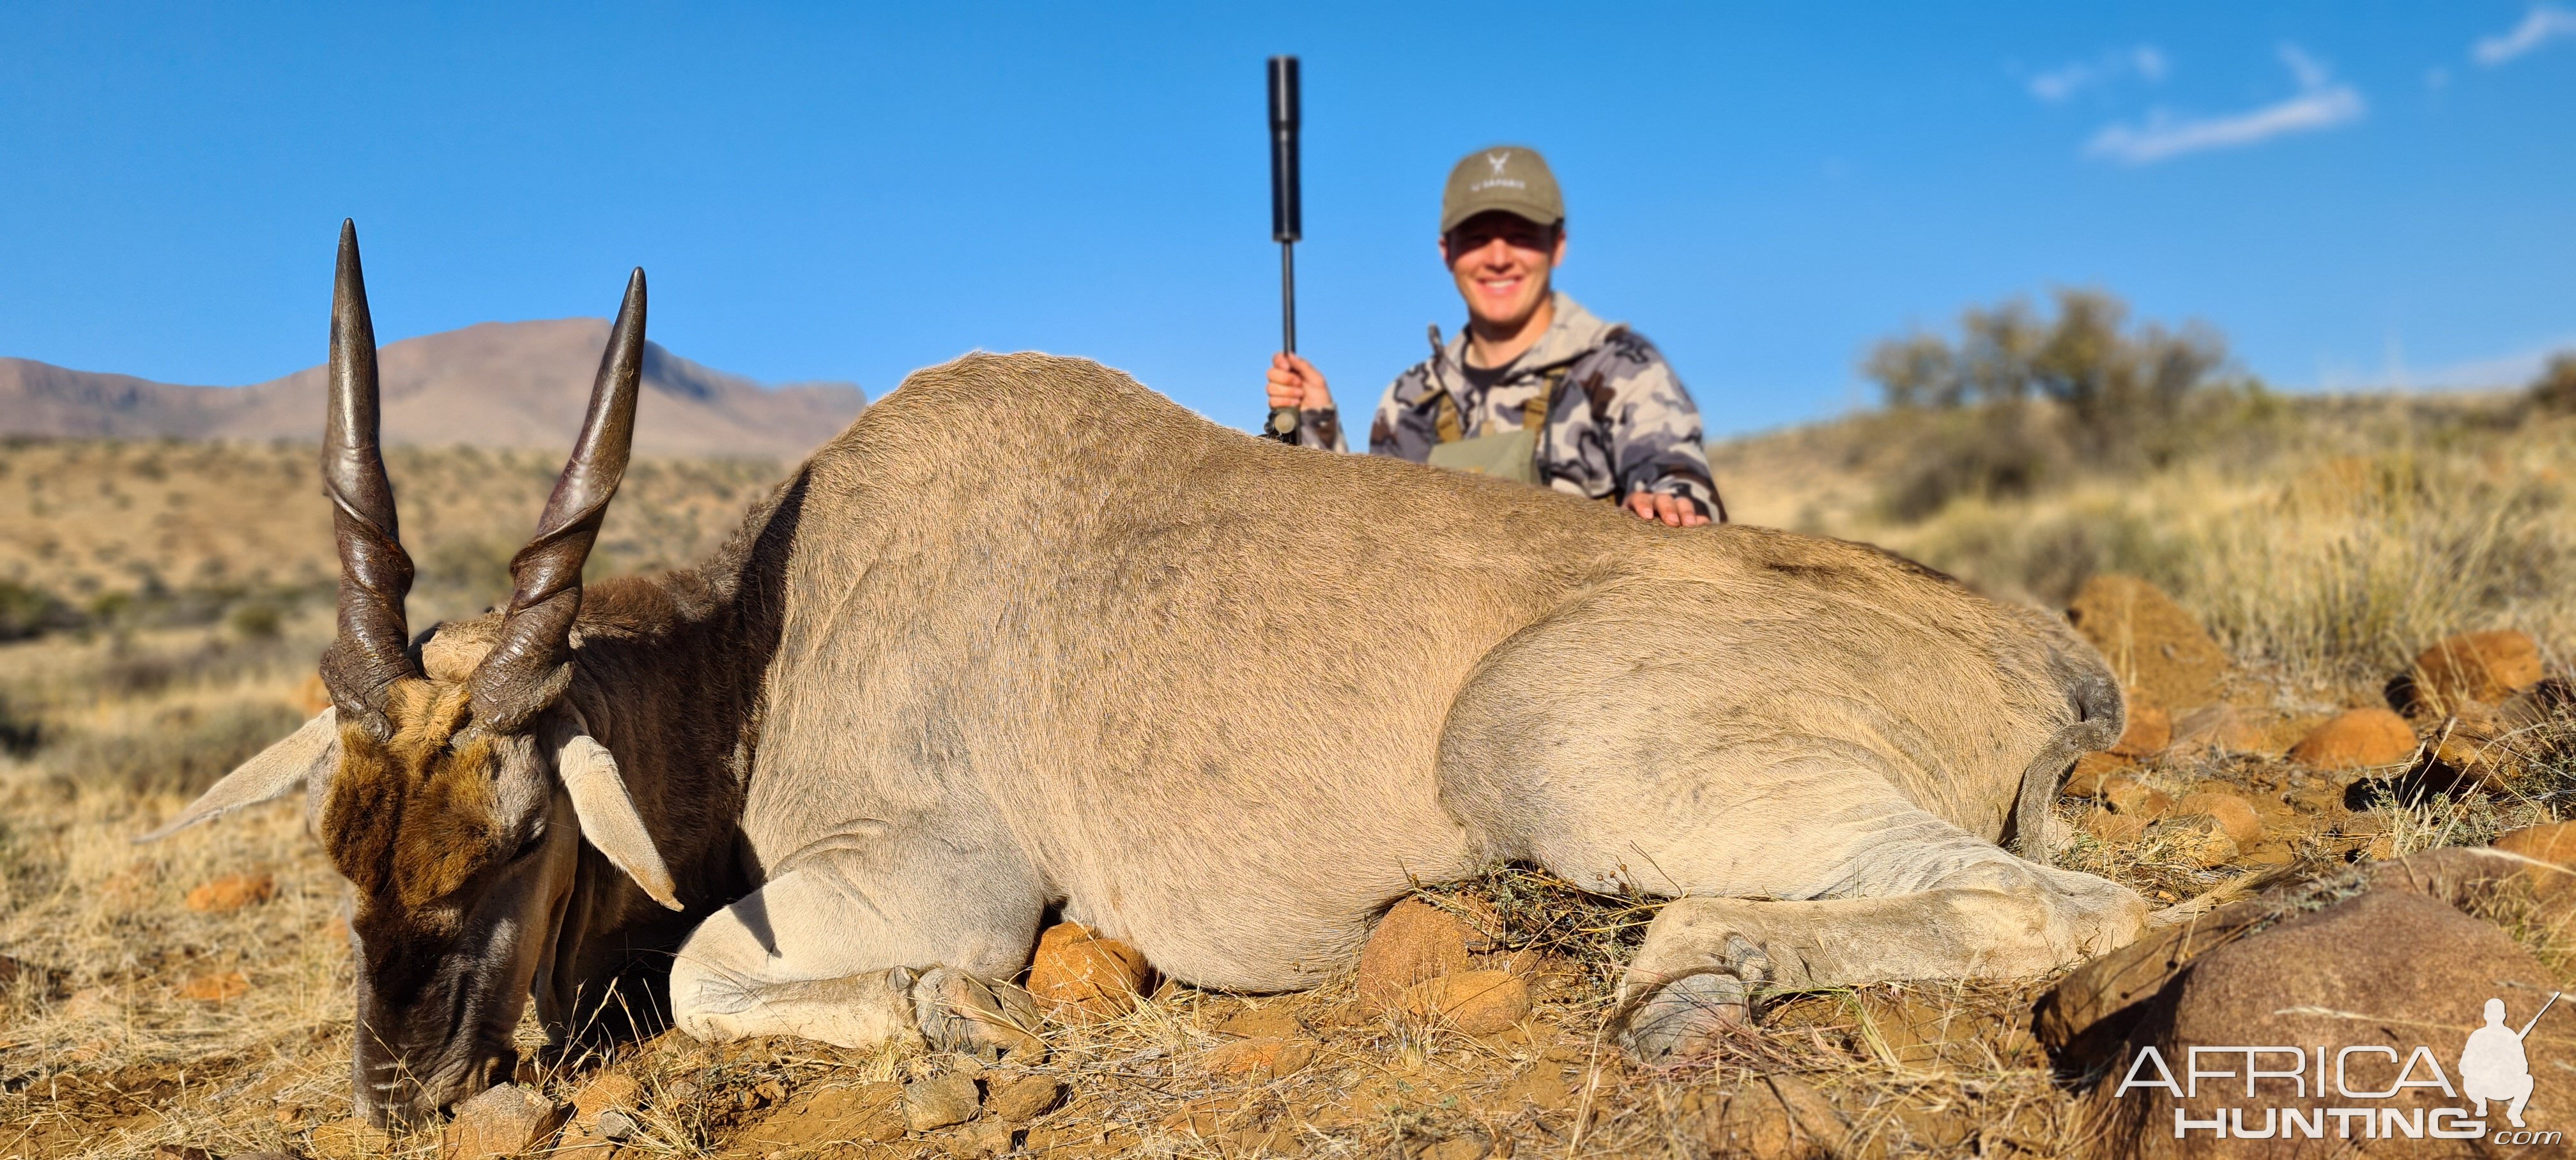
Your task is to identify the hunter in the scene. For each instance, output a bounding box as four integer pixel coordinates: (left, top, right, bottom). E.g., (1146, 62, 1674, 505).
(1264, 144, 1724, 526)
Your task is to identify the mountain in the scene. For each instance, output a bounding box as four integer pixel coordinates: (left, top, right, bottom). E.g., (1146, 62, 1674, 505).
(0, 319, 865, 457)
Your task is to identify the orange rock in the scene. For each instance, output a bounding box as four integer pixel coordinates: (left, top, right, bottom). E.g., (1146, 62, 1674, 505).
(2150, 815, 2239, 867)
(185, 873, 275, 913)
(2099, 777, 2171, 818)
(2081, 811, 2149, 845)
(2287, 708, 2418, 769)
(1026, 922, 1150, 1022)
(2496, 821, 2576, 866)
(1354, 899, 1470, 1009)
(1400, 970, 1533, 1035)
(2108, 705, 2172, 758)
(2064, 752, 2131, 798)
(2064, 576, 2232, 712)
(180, 971, 249, 1002)
(2172, 791, 2262, 847)
(2413, 630, 2544, 710)
(1204, 1036, 1317, 1079)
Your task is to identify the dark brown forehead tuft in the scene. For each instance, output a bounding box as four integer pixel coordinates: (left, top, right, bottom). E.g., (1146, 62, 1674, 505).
(320, 679, 507, 912)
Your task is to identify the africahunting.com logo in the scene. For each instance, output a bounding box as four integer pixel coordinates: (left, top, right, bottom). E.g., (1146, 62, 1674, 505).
(2113, 991, 2563, 1145)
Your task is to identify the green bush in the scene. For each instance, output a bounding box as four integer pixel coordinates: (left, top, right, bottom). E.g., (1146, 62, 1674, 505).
(1862, 287, 2248, 521)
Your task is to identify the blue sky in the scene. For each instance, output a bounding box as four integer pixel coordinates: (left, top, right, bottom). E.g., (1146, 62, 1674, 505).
(1, 2, 2570, 438)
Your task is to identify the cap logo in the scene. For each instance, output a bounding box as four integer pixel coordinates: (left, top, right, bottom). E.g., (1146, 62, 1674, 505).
(1487, 151, 1511, 175)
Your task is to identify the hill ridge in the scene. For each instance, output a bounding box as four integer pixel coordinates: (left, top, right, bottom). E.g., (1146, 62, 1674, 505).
(0, 318, 864, 457)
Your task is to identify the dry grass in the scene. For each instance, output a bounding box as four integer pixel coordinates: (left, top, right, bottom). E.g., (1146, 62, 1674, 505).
(4, 401, 2575, 1157)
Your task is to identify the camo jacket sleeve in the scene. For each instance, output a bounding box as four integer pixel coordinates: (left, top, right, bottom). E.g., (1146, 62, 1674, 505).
(1365, 362, 1443, 462)
(1554, 331, 1725, 521)
(1292, 406, 1346, 453)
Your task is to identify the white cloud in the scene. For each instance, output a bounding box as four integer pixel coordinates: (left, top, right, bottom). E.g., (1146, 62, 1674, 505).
(2414, 339, 2576, 390)
(2083, 44, 2364, 165)
(2474, 4, 2576, 65)
(2027, 44, 2166, 102)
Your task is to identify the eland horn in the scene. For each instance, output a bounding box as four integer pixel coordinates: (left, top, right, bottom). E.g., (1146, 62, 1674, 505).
(316, 220, 420, 741)
(470, 268, 645, 731)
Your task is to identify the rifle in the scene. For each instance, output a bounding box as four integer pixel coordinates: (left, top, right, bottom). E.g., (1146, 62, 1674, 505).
(1264, 55, 1301, 442)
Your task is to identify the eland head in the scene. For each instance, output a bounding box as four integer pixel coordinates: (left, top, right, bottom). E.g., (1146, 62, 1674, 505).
(146, 222, 680, 1125)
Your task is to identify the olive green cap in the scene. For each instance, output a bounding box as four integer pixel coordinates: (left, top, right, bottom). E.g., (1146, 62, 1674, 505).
(1439, 145, 1563, 234)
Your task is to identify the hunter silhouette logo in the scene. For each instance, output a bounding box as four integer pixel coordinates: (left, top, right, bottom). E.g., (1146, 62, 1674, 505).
(2464, 993, 2557, 1129)
(2112, 989, 2564, 1144)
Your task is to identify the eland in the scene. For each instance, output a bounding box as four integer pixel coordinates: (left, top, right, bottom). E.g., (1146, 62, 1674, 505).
(152, 223, 2148, 1124)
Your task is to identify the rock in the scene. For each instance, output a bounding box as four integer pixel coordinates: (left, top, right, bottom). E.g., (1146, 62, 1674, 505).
(1698, 1074, 1848, 1160)
(2166, 703, 2267, 756)
(2285, 707, 2417, 768)
(2082, 809, 2149, 845)
(1399, 970, 1531, 1035)
(2085, 887, 2556, 1158)
(569, 1071, 641, 1124)
(903, 1074, 983, 1132)
(2109, 705, 2172, 758)
(947, 1116, 1013, 1157)
(2065, 576, 2232, 712)
(1204, 1035, 1318, 1079)
(2099, 777, 2172, 818)
(985, 1073, 1064, 1123)
(1025, 922, 1151, 1022)
(179, 971, 248, 1002)
(1218, 1007, 1305, 1039)
(440, 1083, 569, 1160)
(2065, 752, 2133, 797)
(185, 873, 275, 913)
(742, 1080, 906, 1150)
(1355, 898, 1471, 1009)
(594, 1108, 639, 1143)
(2145, 814, 2236, 867)
(2495, 820, 2576, 865)
(2169, 790, 2262, 847)
(2412, 629, 2544, 710)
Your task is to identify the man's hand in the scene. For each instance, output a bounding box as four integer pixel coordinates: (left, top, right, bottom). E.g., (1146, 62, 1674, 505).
(1266, 352, 1333, 412)
(1624, 491, 1710, 528)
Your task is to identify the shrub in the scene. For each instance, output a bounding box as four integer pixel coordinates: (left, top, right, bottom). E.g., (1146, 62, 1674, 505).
(2533, 352, 2576, 415)
(0, 581, 78, 642)
(1862, 288, 2245, 520)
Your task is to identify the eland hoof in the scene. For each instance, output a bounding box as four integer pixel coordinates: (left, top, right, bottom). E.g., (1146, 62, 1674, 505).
(1616, 971, 1756, 1062)
(912, 966, 1047, 1062)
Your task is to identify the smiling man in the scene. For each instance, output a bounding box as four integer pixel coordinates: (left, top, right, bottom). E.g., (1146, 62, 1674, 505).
(1264, 145, 1724, 526)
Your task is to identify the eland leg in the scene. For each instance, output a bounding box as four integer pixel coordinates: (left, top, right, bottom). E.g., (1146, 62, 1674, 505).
(1473, 753, 2146, 1059)
(1609, 841, 2144, 1060)
(669, 839, 1047, 1057)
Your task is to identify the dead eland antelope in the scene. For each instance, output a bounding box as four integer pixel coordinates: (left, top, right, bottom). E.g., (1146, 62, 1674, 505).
(150, 222, 2149, 1125)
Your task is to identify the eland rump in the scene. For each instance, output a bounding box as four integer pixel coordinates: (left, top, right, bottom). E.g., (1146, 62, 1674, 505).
(155, 223, 2149, 1124)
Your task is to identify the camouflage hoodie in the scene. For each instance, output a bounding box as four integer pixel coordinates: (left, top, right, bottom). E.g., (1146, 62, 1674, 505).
(1294, 293, 1724, 521)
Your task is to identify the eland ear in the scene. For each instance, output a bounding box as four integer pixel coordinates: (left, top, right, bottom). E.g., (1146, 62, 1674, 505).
(138, 708, 341, 843)
(555, 733, 682, 911)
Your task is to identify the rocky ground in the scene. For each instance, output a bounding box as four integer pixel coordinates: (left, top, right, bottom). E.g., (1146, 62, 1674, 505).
(4, 570, 2571, 1160)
